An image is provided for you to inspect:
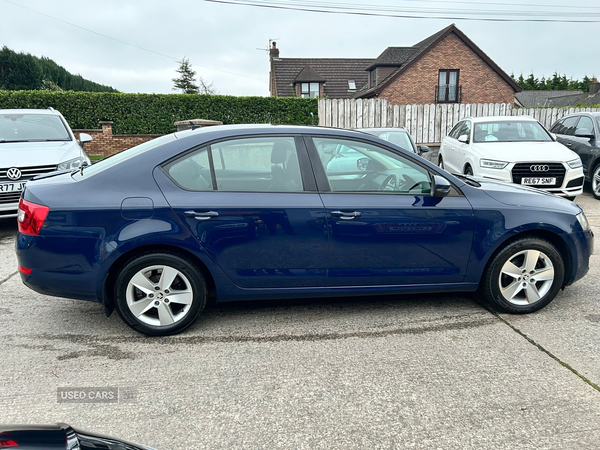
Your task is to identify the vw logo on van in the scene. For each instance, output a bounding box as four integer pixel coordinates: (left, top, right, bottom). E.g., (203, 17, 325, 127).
(530, 165, 550, 172)
(6, 167, 22, 180)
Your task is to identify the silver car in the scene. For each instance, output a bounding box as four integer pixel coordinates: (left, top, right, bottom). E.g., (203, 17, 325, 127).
(0, 108, 92, 217)
(358, 127, 430, 156)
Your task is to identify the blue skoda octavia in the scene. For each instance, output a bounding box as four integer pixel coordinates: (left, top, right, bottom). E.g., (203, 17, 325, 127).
(16, 125, 594, 335)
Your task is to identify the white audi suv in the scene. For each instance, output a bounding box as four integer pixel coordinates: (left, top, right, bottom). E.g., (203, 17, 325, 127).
(0, 108, 92, 217)
(438, 116, 584, 199)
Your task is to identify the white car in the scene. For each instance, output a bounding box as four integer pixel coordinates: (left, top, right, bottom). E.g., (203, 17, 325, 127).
(438, 116, 584, 199)
(0, 108, 92, 217)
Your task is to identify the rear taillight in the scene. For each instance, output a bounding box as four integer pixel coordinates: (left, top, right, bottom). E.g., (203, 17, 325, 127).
(17, 198, 49, 236)
(0, 438, 19, 447)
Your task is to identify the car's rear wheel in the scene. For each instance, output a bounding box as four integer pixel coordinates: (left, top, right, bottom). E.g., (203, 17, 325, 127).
(114, 253, 206, 336)
(438, 155, 444, 169)
(464, 165, 473, 176)
(480, 237, 564, 314)
(592, 163, 600, 200)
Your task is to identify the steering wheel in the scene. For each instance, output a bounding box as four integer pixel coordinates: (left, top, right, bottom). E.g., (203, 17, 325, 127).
(378, 174, 397, 192)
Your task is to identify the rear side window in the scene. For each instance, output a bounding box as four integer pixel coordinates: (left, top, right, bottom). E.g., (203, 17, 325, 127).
(165, 136, 305, 193)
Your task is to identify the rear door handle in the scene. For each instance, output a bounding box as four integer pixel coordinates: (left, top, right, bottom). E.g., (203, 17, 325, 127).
(330, 210, 361, 220)
(184, 210, 219, 220)
(565, 142, 573, 146)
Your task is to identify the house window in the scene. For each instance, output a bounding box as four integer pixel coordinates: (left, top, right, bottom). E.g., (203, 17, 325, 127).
(369, 70, 376, 88)
(348, 80, 356, 90)
(438, 69, 459, 103)
(300, 82, 320, 98)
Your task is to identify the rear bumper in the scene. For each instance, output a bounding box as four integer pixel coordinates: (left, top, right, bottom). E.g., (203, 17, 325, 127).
(16, 233, 105, 302)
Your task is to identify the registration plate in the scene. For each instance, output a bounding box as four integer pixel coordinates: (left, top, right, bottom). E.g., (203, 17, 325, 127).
(0, 182, 26, 193)
(521, 177, 556, 186)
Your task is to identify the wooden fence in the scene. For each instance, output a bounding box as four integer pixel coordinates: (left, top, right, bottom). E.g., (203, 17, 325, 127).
(318, 99, 600, 144)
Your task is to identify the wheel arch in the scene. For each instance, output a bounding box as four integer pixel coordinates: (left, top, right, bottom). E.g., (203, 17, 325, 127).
(478, 229, 573, 290)
(102, 244, 217, 316)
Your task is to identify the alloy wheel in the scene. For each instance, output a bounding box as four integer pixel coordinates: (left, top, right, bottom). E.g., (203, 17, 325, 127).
(498, 249, 554, 306)
(593, 165, 600, 197)
(126, 265, 194, 327)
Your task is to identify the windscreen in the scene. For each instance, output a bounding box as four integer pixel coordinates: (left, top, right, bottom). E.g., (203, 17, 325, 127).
(0, 113, 71, 142)
(473, 120, 552, 143)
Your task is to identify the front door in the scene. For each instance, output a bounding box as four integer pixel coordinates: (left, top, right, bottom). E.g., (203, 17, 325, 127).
(155, 135, 329, 288)
(306, 135, 474, 286)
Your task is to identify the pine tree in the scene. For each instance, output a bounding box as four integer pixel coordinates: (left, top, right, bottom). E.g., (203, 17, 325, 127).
(172, 57, 199, 94)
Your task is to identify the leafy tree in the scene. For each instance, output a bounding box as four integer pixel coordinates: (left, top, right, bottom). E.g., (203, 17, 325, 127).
(511, 72, 595, 91)
(172, 57, 200, 94)
(0, 46, 117, 92)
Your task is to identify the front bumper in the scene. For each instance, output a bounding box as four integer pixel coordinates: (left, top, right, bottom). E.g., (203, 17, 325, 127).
(478, 162, 584, 197)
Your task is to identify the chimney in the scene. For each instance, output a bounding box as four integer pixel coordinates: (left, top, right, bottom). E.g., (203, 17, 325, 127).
(589, 77, 600, 95)
(269, 41, 280, 61)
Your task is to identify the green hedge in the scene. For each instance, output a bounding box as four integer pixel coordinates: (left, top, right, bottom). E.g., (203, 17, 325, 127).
(0, 91, 319, 134)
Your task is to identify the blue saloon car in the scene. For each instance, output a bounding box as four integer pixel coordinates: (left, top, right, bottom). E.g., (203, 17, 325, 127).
(16, 125, 593, 335)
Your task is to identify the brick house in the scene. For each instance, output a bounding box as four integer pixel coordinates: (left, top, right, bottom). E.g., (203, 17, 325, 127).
(269, 24, 521, 105)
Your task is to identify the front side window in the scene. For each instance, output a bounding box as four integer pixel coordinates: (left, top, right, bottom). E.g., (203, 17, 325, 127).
(300, 82, 320, 98)
(557, 116, 579, 135)
(576, 116, 595, 135)
(438, 70, 459, 103)
(473, 121, 552, 143)
(448, 121, 464, 139)
(165, 136, 304, 193)
(312, 137, 431, 194)
(0, 113, 71, 142)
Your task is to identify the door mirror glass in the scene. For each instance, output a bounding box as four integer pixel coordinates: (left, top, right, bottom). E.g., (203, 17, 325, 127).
(457, 134, 469, 144)
(357, 157, 369, 171)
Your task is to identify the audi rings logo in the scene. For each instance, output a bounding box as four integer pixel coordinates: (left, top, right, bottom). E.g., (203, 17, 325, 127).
(6, 167, 22, 180)
(530, 165, 550, 172)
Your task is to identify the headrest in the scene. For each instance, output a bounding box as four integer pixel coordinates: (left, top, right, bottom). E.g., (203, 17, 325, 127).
(271, 141, 294, 164)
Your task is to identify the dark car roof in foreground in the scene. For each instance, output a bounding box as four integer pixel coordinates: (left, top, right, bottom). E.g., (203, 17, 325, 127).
(174, 123, 377, 139)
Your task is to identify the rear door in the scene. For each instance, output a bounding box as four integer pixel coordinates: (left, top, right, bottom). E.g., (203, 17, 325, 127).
(155, 135, 329, 288)
(306, 135, 474, 286)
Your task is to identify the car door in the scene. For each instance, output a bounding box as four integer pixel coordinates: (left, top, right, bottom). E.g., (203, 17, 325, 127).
(306, 135, 474, 286)
(571, 116, 597, 179)
(441, 121, 462, 173)
(454, 120, 472, 174)
(155, 134, 329, 288)
(552, 116, 579, 153)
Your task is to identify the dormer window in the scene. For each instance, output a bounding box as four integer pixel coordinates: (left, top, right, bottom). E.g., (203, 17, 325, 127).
(300, 82, 320, 98)
(369, 70, 376, 88)
(348, 80, 356, 90)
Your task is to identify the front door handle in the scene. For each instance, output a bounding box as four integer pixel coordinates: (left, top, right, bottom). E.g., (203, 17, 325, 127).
(330, 210, 361, 220)
(184, 210, 219, 220)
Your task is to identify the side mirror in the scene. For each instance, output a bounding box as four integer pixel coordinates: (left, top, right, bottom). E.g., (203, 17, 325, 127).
(357, 157, 369, 171)
(79, 133, 93, 146)
(432, 175, 451, 198)
(575, 128, 594, 139)
(417, 145, 430, 154)
(550, 132, 557, 141)
(457, 134, 469, 144)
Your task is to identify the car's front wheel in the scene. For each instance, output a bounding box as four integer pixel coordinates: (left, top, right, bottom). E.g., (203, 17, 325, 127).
(464, 164, 473, 176)
(438, 155, 444, 169)
(592, 163, 600, 200)
(480, 237, 564, 314)
(114, 253, 207, 335)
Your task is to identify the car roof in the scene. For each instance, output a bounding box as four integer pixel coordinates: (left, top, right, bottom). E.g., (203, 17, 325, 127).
(355, 127, 409, 132)
(562, 112, 600, 118)
(468, 115, 538, 123)
(174, 123, 383, 139)
(0, 108, 61, 115)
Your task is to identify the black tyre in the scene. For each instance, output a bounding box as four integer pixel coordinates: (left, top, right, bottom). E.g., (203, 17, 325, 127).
(114, 253, 207, 336)
(464, 165, 473, 176)
(480, 238, 564, 314)
(438, 155, 444, 169)
(591, 163, 600, 200)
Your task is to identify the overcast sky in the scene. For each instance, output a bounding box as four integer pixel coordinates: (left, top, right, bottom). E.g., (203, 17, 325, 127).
(0, 0, 598, 96)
